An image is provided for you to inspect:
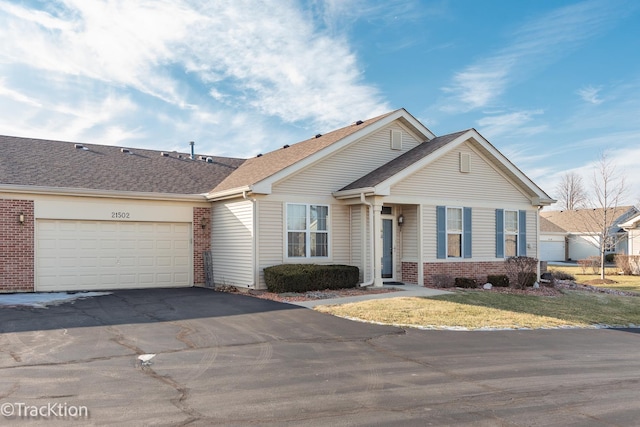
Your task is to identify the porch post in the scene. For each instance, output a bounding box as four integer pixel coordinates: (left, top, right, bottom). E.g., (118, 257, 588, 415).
(373, 202, 384, 287)
(417, 204, 424, 286)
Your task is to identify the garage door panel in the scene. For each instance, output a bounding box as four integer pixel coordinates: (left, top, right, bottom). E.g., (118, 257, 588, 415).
(37, 220, 192, 291)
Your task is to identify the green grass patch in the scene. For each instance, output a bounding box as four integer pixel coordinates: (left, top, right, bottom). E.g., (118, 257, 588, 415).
(315, 290, 640, 330)
(549, 265, 640, 293)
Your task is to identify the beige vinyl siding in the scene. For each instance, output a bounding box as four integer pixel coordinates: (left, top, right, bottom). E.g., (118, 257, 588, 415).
(350, 205, 363, 280)
(473, 207, 497, 259)
(273, 123, 423, 195)
(422, 204, 437, 259)
(332, 204, 350, 264)
(257, 200, 284, 288)
(391, 142, 531, 204)
(400, 205, 418, 261)
(211, 200, 253, 286)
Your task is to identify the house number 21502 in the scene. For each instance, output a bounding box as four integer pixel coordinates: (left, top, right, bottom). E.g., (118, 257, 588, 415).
(112, 212, 131, 219)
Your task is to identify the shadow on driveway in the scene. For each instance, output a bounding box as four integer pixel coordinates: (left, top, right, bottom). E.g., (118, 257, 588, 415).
(0, 287, 302, 333)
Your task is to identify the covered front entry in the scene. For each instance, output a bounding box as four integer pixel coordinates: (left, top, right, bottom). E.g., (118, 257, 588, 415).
(36, 220, 192, 291)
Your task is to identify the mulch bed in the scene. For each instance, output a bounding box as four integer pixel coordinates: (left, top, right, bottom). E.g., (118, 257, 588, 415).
(215, 285, 399, 302)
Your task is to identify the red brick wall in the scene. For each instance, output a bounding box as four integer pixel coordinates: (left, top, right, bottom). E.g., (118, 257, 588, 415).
(424, 261, 509, 286)
(193, 207, 211, 286)
(0, 199, 34, 292)
(401, 262, 418, 284)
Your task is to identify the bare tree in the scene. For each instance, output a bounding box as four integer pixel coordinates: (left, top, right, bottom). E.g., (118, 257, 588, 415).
(555, 171, 587, 210)
(579, 153, 629, 280)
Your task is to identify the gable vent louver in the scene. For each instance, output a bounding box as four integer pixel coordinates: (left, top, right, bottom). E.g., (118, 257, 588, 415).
(120, 148, 132, 154)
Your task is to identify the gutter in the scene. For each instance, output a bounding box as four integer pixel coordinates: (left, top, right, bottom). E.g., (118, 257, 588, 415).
(206, 186, 252, 201)
(0, 184, 208, 202)
(243, 191, 258, 289)
(360, 193, 375, 287)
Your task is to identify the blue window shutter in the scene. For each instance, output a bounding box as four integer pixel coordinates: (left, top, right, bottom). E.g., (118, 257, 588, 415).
(436, 206, 446, 259)
(463, 207, 472, 258)
(519, 210, 527, 256)
(495, 209, 504, 258)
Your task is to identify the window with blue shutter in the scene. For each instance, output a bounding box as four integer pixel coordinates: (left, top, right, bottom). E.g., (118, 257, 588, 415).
(519, 210, 527, 256)
(463, 207, 472, 258)
(436, 206, 446, 259)
(496, 209, 504, 258)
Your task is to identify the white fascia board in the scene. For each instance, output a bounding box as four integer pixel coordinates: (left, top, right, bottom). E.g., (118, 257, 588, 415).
(397, 108, 436, 140)
(206, 186, 252, 201)
(0, 184, 207, 202)
(332, 187, 377, 199)
(619, 213, 640, 229)
(254, 109, 434, 192)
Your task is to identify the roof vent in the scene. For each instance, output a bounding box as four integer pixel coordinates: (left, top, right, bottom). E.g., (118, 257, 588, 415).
(354, 120, 364, 125)
(160, 152, 169, 157)
(257, 153, 263, 157)
(206, 157, 214, 163)
(74, 143, 88, 150)
(314, 134, 322, 139)
(283, 144, 290, 149)
(120, 148, 132, 154)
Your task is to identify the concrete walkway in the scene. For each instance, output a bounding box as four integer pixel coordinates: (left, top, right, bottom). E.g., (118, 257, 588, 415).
(289, 284, 451, 308)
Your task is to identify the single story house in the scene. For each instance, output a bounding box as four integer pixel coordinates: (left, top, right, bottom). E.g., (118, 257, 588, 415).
(619, 212, 640, 256)
(1, 108, 554, 293)
(539, 206, 638, 262)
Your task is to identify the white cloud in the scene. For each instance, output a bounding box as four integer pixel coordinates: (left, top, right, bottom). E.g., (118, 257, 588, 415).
(476, 109, 546, 139)
(0, 0, 389, 154)
(577, 85, 603, 104)
(440, 0, 629, 112)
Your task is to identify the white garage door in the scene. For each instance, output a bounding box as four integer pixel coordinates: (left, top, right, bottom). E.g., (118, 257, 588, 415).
(37, 220, 191, 292)
(540, 241, 565, 262)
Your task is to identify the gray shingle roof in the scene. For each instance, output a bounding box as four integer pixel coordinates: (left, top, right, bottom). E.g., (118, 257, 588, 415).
(340, 130, 469, 191)
(211, 111, 397, 193)
(540, 206, 638, 233)
(0, 135, 245, 194)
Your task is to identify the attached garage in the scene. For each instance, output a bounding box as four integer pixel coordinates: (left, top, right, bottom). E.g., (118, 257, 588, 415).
(540, 238, 565, 262)
(37, 220, 192, 292)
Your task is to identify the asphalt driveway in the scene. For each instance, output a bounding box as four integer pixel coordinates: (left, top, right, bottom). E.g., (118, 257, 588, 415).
(1, 288, 639, 426)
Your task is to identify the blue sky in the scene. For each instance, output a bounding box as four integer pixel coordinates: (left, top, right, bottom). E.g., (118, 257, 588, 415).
(1, 0, 638, 203)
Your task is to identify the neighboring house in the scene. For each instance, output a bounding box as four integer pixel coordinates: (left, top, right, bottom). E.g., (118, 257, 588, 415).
(0, 109, 554, 293)
(619, 212, 640, 256)
(539, 206, 638, 261)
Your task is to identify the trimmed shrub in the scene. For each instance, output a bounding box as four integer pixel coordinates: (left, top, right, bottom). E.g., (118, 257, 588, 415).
(431, 274, 454, 288)
(263, 264, 359, 293)
(605, 253, 616, 263)
(454, 277, 477, 288)
(487, 274, 509, 287)
(615, 254, 632, 275)
(518, 272, 537, 288)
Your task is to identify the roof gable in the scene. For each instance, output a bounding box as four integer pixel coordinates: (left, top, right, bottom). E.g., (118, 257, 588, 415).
(334, 128, 554, 205)
(208, 108, 435, 197)
(0, 135, 245, 195)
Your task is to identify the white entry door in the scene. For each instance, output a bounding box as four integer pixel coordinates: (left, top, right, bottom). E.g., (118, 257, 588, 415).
(36, 220, 191, 291)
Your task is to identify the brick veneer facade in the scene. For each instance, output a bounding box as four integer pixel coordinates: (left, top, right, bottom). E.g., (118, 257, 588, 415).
(0, 199, 35, 292)
(193, 207, 212, 286)
(402, 261, 547, 286)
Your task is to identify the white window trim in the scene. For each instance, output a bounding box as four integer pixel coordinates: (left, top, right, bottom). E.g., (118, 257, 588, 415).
(285, 203, 330, 260)
(446, 206, 463, 259)
(504, 209, 519, 257)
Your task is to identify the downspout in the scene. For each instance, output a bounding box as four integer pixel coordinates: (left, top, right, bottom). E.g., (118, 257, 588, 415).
(536, 205, 541, 282)
(243, 191, 257, 288)
(360, 193, 375, 287)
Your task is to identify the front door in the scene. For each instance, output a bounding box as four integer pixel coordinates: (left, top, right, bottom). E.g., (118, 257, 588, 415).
(382, 218, 393, 279)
